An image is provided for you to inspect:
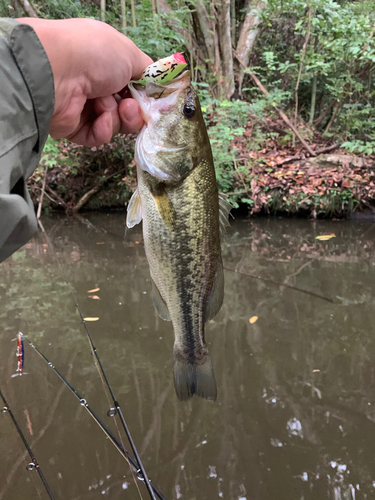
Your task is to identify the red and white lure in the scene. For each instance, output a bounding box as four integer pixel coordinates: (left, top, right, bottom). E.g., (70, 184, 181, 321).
(11, 332, 25, 377)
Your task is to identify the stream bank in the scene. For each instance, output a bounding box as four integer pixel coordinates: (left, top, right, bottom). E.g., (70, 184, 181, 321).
(27, 132, 374, 219)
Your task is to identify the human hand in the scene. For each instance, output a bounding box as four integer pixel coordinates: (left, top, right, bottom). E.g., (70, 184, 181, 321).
(18, 18, 153, 146)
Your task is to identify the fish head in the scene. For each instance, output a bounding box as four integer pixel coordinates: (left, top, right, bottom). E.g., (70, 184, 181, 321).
(129, 70, 210, 184)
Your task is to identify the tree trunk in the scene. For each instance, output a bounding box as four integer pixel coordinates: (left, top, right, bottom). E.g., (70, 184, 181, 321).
(101, 0, 105, 22)
(217, 0, 235, 98)
(158, 0, 207, 74)
(151, 0, 157, 30)
(131, 0, 136, 27)
(230, 0, 236, 45)
(236, 0, 266, 91)
(121, 0, 126, 33)
(15, 0, 38, 17)
(193, 0, 215, 64)
(309, 74, 317, 125)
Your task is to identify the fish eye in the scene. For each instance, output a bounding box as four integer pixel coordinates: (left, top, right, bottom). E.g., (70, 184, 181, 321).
(183, 104, 196, 118)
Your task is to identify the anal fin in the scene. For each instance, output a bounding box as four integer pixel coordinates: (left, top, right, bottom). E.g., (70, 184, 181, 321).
(151, 278, 171, 321)
(218, 193, 233, 237)
(205, 261, 224, 322)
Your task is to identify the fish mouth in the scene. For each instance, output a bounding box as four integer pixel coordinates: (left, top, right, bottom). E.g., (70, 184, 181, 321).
(129, 70, 191, 183)
(128, 70, 191, 119)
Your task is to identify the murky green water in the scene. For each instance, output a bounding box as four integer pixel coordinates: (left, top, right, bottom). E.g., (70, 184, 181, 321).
(1, 213, 375, 500)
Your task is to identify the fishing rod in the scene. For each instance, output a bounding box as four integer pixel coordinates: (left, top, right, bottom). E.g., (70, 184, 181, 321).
(0, 387, 56, 500)
(23, 337, 165, 500)
(38, 219, 164, 500)
(74, 299, 158, 500)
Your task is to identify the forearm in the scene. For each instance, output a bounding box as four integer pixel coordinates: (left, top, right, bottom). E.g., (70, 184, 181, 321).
(0, 18, 54, 262)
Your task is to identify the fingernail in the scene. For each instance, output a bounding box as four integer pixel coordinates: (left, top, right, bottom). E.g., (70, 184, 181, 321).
(99, 95, 116, 111)
(105, 111, 113, 132)
(122, 100, 141, 124)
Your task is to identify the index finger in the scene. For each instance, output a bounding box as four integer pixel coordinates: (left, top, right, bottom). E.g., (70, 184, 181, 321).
(127, 39, 153, 81)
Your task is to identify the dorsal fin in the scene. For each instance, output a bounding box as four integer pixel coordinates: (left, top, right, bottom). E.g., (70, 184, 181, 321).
(126, 188, 143, 228)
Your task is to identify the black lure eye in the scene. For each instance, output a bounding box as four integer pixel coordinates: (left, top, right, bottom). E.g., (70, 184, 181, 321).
(183, 104, 196, 118)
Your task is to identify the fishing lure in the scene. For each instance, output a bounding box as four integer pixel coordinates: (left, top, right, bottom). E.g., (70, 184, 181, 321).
(11, 332, 25, 377)
(133, 52, 187, 85)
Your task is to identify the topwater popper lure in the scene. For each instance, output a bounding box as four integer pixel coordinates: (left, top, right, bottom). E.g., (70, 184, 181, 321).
(133, 52, 188, 85)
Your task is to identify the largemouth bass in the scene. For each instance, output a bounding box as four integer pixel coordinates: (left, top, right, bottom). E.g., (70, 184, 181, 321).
(127, 54, 231, 401)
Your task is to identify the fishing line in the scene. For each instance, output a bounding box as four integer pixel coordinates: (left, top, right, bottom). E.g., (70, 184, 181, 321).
(23, 337, 165, 500)
(0, 387, 56, 500)
(224, 266, 335, 303)
(37, 220, 162, 500)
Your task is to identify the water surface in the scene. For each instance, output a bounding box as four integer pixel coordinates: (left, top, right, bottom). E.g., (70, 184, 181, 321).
(1, 213, 375, 500)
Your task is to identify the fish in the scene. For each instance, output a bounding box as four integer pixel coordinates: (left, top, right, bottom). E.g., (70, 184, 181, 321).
(127, 54, 231, 401)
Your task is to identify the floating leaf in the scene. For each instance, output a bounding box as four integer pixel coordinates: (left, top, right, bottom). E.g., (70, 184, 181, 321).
(88, 295, 100, 300)
(249, 316, 258, 324)
(83, 317, 99, 322)
(316, 234, 336, 241)
(87, 288, 100, 293)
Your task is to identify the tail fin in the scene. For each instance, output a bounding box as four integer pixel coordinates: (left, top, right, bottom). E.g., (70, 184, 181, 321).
(173, 349, 217, 402)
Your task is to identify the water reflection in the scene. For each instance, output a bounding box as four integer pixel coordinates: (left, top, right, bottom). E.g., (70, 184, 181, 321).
(1, 214, 375, 499)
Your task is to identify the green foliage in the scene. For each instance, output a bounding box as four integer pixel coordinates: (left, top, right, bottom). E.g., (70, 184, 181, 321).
(125, 5, 188, 60)
(198, 88, 250, 197)
(251, 0, 375, 146)
(341, 140, 375, 155)
(41, 136, 61, 168)
(35, 0, 94, 19)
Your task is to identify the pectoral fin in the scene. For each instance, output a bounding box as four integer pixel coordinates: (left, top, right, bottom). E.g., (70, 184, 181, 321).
(151, 186, 176, 230)
(151, 278, 171, 321)
(126, 188, 143, 228)
(205, 261, 224, 322)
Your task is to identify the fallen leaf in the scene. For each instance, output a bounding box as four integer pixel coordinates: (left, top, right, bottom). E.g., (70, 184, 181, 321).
(313, 369, 320, 373)
(83, 317, 99, 322)
(87, 288, 100, 293)
(316, 234, 336, 241)
(24, 409, 33, 436)
(88, 295, 101, 300)
(249, 316, 258, 324)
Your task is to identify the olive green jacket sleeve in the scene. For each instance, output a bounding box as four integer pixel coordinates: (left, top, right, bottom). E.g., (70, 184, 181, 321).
(0, 18, 54, 263)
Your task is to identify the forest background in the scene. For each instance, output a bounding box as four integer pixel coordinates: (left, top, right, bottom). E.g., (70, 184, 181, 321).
(2, 0, 375, 217)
